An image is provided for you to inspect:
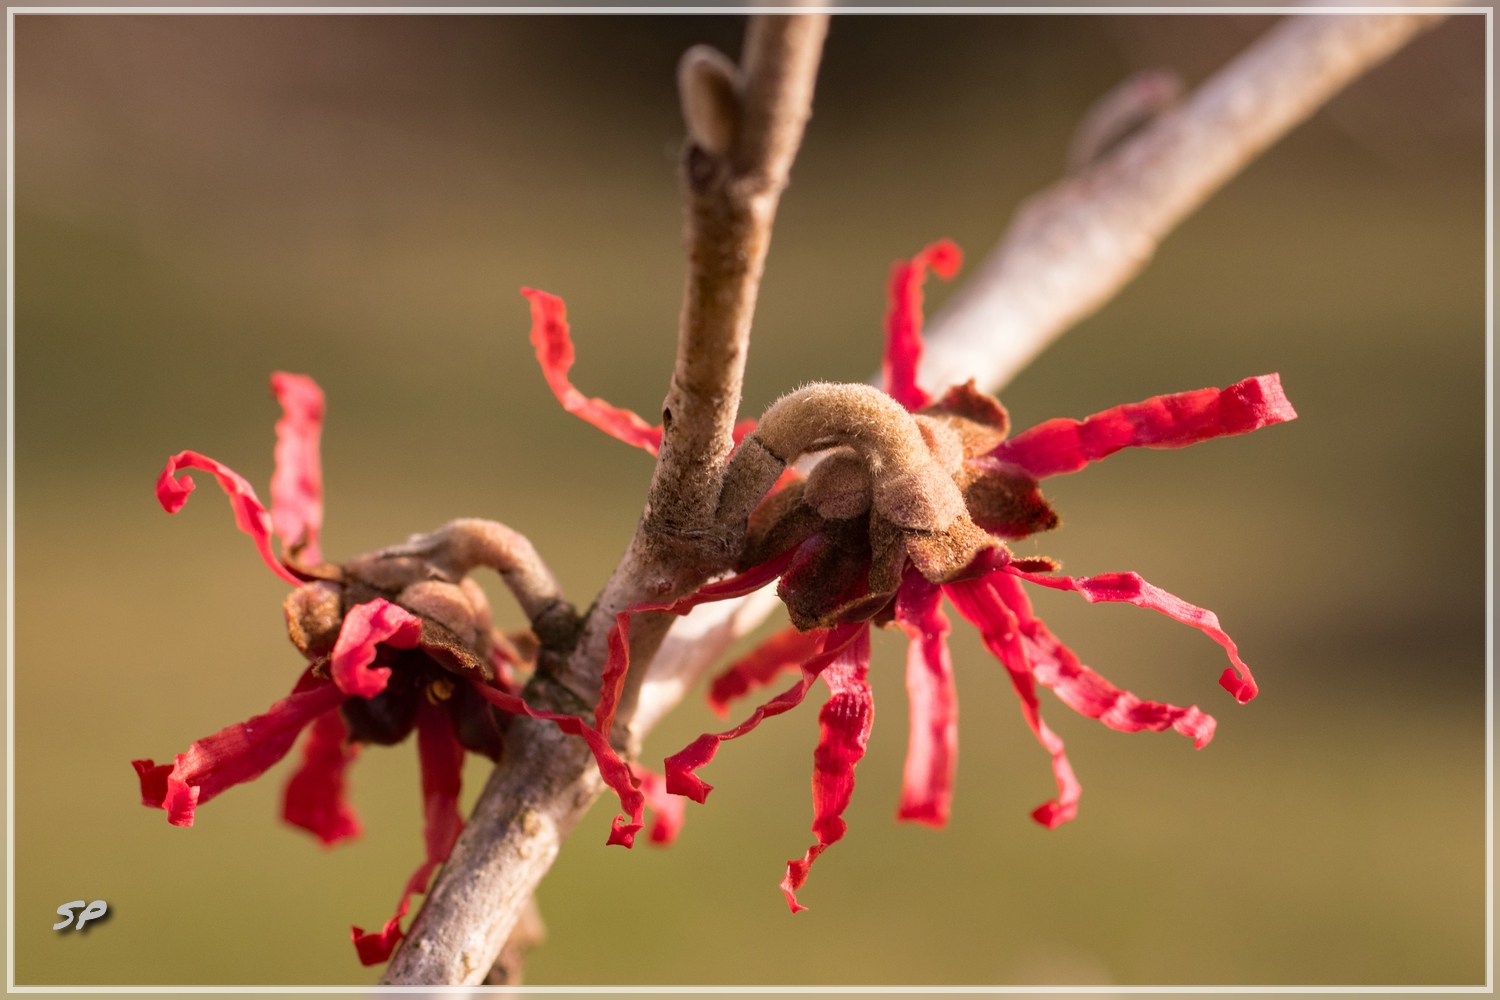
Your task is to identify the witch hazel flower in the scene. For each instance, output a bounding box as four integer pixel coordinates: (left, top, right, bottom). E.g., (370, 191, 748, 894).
(523, 238, 1296, 912)
(134, 373, 682, 965)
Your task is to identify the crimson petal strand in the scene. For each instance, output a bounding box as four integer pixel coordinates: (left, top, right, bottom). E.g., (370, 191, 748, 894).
(991, 373, 1297, 479)
(893, 572, 959, 828)
(1007, 566, 1257, 703)
(282, 707, 363, 846)
(522, 287, 665, 454)
(133, 668, 347, 827)
(636, 766, 686, 846)
(665, 621, 865, 805)
(351, 700, 465, 966)
(155, 450, 303, 586)
(707, 626, 825, 718)
(988, 572, 1216, 747)
(780, 626, 874, 913)
(269, 372, 325, 565)
(882, 238, 963, 412)
(944, 577, 1081, 828)
(329, 599, 424, 699)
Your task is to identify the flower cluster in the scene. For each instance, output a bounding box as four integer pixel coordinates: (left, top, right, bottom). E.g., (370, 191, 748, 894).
(136, 233, 1295, 966)
(134, 375, 682, 965)
(530, 238, 1295, 910)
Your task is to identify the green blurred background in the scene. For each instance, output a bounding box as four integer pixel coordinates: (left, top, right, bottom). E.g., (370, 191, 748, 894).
(12, 12, 1487, 987)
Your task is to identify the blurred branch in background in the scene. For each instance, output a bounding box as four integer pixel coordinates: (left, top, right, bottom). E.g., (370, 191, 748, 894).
(381, 9, 1447, 987)
(917, 10, 1447, 395)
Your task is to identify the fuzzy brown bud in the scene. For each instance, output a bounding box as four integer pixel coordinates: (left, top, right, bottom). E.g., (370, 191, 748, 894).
(803, 448, 872, 520)
(749, 382, 968, 532)
(678, 45, 743, 158)
(284, 580, 343, 659)
(397, 580, 483, 650)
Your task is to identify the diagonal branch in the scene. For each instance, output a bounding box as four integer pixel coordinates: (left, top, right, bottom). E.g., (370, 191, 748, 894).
(380, 14, 829, 985)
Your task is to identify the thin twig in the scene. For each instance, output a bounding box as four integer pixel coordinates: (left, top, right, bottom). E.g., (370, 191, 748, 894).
(380, 15, 828, 985)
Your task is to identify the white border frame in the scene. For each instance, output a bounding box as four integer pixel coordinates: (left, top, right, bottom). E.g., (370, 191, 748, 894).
(5, 5, 1494, 995)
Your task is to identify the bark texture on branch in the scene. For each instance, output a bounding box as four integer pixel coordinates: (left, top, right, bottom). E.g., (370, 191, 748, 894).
(380, 15, 828, 985)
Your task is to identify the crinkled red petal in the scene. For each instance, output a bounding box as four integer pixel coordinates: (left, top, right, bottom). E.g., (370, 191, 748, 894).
(664, 621, 865, 805)
(155, 450, 303, 586)
(351, 899, 408, 967)
(131, 759, 173, 810)
(707, 626, 824, 718)
(882, 238, 963, 412)
(991, 373, 1298, 479)
(330, 599, 424, 699)
(943, 577, 1081, 828)
(521, 288, 664, 454)
(471, 552, 802, 850)
(282, 706, 363, 846)
(411, 700, 466, 894)
(468, 678, 647, 848)
(893, 572, 958, 828)
(269, 372, 325, 565)
(635, 766, 686, 846)
(1007, 566, 1257, 703)
(134, 667, 346, 827)
(988, 572, 1216, 748)
(779, 625, 874, 913)
(350, 700, 466, 966)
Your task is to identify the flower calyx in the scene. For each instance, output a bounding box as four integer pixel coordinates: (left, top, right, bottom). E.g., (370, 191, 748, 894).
(281, 519, 577, 762)
(720, 381, 1059, 631)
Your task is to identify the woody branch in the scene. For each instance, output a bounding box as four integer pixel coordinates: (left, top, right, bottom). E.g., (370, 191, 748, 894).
(386, 9, 1442, 987)
(381, 14, 829, 985)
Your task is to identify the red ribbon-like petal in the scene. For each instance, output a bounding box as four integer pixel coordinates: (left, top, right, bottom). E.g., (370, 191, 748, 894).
(468, 678, 647, 848)
(469, 551, 800, 849)
(665, 621, 866, 805)
(133, 668, 346, 827)
(282, 706, 363, 846)
(707, 626, 825, 718)
(269, 372, 325, 566)
(636, 766, 686, 846)
(944, 577, 1081, 828)
(991, 373, 1298, 479)
(1006, 566, 1257, 703)
(779, 626, 874, 913)
(521, 287, 665, 454)
(988, 571, 1216, 747)
(882, 238, 963, 412)
(521, 287, 756, 454)
(893, 572, 958, 828)
(351, 699, 466, 966)
(329, 599, 424, 699)
(155, 450, 303, 586)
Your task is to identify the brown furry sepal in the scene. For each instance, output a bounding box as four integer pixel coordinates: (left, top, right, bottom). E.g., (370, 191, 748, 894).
(962, 460, 1059, 539)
